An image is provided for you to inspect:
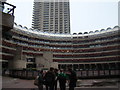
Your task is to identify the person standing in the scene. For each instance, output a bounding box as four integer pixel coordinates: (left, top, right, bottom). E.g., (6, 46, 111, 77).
(38, 70, 44, 90)
(54, 69, 59, 90)
(68, 68, 77, 90)
(57, 69, 68, 90)
(44, 67, 55, 90)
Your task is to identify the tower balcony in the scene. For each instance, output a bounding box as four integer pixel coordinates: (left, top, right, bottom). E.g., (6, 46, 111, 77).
(0, 2, 16, 30)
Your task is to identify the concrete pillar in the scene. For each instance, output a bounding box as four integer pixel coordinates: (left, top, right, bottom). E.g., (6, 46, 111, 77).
(36, 51, 58, 70)
(9, 60, 26, 69)
(14, 46, 22, 60)
(9, 46, 26, 69)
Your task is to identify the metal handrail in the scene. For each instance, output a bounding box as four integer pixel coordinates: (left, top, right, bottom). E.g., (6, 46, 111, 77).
(0, 1, 16, 15)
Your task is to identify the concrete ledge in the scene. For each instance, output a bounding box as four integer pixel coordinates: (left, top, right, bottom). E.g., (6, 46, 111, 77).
(0, 11, 14, 29)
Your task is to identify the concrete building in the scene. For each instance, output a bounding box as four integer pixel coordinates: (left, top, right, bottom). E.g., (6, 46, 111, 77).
(2, 22, 120, 78)
(32, 0, 70, 34)
(1, 1, 120, 79)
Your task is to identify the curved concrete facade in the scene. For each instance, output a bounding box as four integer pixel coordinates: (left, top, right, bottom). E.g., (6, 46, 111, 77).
(2, 24, 120, 71)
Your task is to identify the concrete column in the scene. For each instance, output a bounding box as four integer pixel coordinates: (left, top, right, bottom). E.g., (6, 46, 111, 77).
(36, 51, 58, 70)
(9, 46, 26, 69)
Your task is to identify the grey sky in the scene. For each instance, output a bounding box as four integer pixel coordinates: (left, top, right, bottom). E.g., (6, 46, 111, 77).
(7, 0, 119, 34)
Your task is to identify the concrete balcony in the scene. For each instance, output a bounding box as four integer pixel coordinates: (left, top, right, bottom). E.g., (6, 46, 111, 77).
(0, 11, 14, 29)
(0, 2, 16, 30)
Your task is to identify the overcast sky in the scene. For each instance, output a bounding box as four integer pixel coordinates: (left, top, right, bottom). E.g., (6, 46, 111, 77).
(7, 0, 119, 34)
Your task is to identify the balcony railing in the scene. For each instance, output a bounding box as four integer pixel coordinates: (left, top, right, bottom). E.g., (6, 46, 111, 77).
(0, 1, 16, 16)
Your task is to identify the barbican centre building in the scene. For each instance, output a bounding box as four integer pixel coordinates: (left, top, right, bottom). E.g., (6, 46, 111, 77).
(1, 1, 120, 78)
(2, 24, 120, 70)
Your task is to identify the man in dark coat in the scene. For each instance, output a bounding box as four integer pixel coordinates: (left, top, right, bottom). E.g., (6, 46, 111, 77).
(68, 68, 77, 90)
(44, 67, 55, 90)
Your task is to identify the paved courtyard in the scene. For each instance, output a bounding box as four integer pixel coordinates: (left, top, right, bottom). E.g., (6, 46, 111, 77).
(1, 76, 120, 90)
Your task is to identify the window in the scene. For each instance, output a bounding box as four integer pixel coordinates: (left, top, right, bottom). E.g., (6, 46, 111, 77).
(27, 58, 35, 62)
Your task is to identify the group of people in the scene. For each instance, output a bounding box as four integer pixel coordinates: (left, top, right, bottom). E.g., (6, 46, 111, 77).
(37, 67, 77, 90)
